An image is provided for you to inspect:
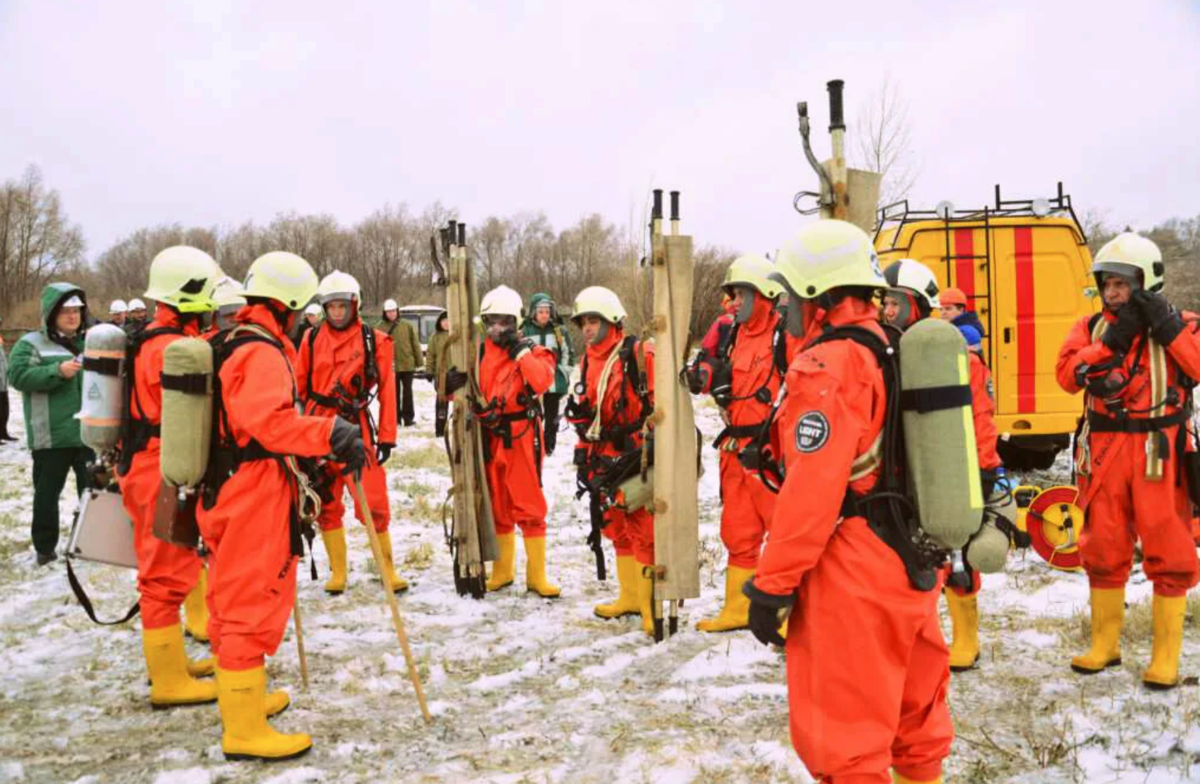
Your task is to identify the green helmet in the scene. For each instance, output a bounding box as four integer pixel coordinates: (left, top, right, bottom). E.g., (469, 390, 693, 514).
(770, 220, 885, 301)
(143, 246, 221, 313)
(242, 252, 319, 310)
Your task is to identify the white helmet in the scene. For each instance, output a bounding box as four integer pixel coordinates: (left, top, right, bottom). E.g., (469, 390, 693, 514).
(1093, 232, 1164, 293)
(110, 299, 128, 314)
(771, 220, 885, 301)
(479, 285, 523, 320)
(382, 298, 399, 312)
(304, 303, 323, 317)
(212, 276, 247, 311)
(882, 258, 941, 309)
(317, 271, 361, 305)
(571, 286, 626, 325)
(128, 298, 147, 311)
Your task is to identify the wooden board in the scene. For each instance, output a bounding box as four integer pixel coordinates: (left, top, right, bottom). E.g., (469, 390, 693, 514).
(652, 233, 700, 601)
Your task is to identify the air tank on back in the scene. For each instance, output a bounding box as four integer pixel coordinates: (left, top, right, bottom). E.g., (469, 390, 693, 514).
(78, 323, 127, 453)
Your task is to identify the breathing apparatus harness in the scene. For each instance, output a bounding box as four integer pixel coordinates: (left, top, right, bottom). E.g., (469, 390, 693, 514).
(304, 320, 381, 448)
(566, 333, 652, 580)
(708, 317, 790, 453)
(471, 340, 545, 477)
(115, 322, 187, 476)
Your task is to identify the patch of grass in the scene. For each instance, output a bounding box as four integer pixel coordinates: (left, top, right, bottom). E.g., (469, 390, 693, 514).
(391, 445, 446, 470)
(403, 542, 434, 570)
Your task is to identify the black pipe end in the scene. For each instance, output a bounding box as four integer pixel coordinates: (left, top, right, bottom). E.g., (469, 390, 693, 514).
(457, 223, 466, 246)
(652, 189, 663, 220)
(669, 191, 680, 222)
(827, 79, 846, 131)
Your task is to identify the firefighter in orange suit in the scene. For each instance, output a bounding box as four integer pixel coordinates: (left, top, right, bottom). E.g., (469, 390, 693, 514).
(1056, 233, 1200, 690)
(116, 246, 221, 709)
(446, 285, 561, 596)
(690, 255, 785, 633)
(566, 286, 658, 635)
(882, 259, 1013, 673)
(294, 271, 404, 595)
(198, 251, 366, 760)
(744, 221, 952, 784)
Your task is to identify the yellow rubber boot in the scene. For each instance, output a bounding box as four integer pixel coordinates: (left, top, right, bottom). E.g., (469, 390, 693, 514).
(486, 532, 516, 592)
(945, 590, 980, 672)
(638, 566, 655, 637)
(1071, 587, 1125, 674)
(1143, 594, 1187, 690)
(524, 536, 561, 598)
(893, 771, 942, 784)
(183, 566, 210, 642)
(321, 528, 348, 595)
(696, 566, 754, 632)
(594, 555, 641, 619)
(217, 666, 312, 761)
(375, 530, 409, 593)
(143, 624, 218, 709)
(187, 657, 215, 678)
(214, 668, 290, 717)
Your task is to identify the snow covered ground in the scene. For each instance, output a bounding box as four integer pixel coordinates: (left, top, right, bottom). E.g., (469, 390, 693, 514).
(1, 384, 1199, 783)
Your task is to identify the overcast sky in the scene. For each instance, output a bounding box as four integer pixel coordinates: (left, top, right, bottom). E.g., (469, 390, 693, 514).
(2, 0, 1198, 261)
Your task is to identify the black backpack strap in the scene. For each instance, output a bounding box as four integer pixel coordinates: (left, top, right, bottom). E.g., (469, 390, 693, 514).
(66, 558, 140, 626)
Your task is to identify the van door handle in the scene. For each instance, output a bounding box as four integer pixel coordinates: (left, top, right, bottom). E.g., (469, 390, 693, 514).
(1004, 327, 1012, 344)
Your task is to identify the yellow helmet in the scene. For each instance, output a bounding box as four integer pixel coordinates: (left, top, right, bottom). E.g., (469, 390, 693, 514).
(479, 285, 523, 320)
(242, 251, 319, 310)
(143, 246, 221, 313)
(571, 286, 626, 325)
(317, 270, 361, 305)
(1093, 232, 1164, 293)
(723, 254, 784, 299)
(770, 220, 885, 301)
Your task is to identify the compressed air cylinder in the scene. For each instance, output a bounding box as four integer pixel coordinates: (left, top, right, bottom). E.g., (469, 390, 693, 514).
(614, 468, 654, 513)
(964, 521, 1009, 573)
(79, 323, 127, 453)
(899, 318, 984, 550)
(160, 338, 214, 488)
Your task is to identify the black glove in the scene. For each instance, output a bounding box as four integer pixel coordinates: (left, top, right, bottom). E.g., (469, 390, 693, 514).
(1132, 289, 1185, 346)
(329, 416, 366, 476)
(742, 579, 794, 647)
(444, 368, 468, 394)
(376, 442, 394, 464)
(508, 336, 535, 360)
(1101, 303, 1144, 355)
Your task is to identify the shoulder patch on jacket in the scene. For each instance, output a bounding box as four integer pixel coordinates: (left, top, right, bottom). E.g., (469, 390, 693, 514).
(794, 411, 830, 453)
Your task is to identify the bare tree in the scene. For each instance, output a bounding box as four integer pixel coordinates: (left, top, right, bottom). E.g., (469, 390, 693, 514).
(852, 77, 918, 208)
(0, 165, 86, 315)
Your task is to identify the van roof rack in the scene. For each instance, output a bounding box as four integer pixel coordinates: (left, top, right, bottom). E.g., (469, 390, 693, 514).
(874, 182, 1087, 247)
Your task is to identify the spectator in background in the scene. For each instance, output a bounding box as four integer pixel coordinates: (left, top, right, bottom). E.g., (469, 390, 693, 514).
(109, 300, 128, 327)
(426, 311, 450, 437)
(699, 293, 737, 361)
(294, 302, 323, 349)
(379, 299, 422, 427)
(125, 298, 148, 332)
(7, 283, 94, 565)
(0, 320, 14, 442)
(521, 294, 575, 455)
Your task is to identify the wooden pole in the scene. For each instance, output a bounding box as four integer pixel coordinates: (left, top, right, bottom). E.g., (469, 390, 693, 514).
(292, 581, 309, 691)
(352, 478, 433, 723)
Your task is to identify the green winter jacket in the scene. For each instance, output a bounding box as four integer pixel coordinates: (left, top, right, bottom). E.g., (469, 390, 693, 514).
(379, 315, 423, 372)
(8, 283, 88, 450)
(426, 312, 451, 386)
(520, 293, 575, 395)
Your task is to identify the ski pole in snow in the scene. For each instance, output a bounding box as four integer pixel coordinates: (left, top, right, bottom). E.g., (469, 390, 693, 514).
(293, 581, 309, 690)
(352, 477, 433, 723)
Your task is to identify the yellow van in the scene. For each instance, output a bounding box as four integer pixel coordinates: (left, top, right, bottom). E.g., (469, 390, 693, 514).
(875, 184, 1100, 469)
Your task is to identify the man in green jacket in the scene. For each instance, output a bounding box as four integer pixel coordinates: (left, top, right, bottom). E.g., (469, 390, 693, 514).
(379, 299, 423, 427)
(8, 283, 94, 565)
(425, 311, 451, 437)
(520, 293, 575, 454)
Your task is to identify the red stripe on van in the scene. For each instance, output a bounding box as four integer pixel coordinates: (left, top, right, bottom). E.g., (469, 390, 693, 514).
(954, 229, 975, 307)
(1014, 227, 1036, 413)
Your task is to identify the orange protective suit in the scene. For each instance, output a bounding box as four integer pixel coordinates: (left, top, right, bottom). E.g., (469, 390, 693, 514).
(1056, 310, 1200, 597)
(717, 296, 782, 569)
(575, 327, 656, 565)
(294, 319, 396, 533)
(116, 309, 203, 630)
(477, 339, 556, 536)
(756, 298, 952, 783)
(197, 305, 334, 671)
